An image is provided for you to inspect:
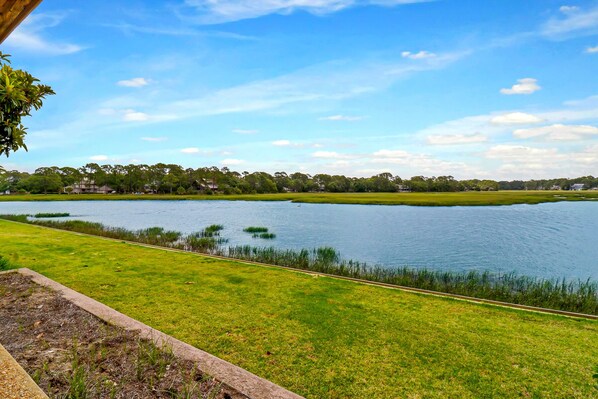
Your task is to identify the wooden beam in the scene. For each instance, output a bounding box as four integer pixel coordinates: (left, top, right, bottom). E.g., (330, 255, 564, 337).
(0, 0, 43, 44)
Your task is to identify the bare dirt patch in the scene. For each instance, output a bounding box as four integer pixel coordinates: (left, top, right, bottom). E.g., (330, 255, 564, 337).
(0, 272, 247, 399)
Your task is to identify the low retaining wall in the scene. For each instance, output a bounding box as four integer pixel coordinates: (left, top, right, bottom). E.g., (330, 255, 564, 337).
(5, 268, 304, 399)
(0, 343, 48, 399)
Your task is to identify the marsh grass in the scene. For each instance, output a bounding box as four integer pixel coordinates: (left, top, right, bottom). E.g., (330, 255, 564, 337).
(2, 191, 598, 207)
(67, 344, 91, 399)
(2, 215, 597, 315)
(252, 233, 276, 239)
(243, 226, 269, 233)
(34, 212, 71, 218)
(0, 255, 10, 271)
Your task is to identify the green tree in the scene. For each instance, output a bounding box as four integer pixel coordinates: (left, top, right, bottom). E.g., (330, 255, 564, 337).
(0, 53, 54, 157)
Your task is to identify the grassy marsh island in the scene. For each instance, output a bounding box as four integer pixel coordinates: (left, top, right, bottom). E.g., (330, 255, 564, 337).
(0, 219, 596, 398)
(1, 190, 598, 206)
(243, 227, 270, 233)
(243, 227, 276, 239)
(33, 212, 71, 218)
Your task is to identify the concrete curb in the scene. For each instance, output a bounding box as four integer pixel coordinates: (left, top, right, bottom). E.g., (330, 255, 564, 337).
(9, 268, 304, 399)
(0, 343, 48, 399)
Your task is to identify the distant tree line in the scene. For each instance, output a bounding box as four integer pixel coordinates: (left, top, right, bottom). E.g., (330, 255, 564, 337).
(0, 163, 595, 194)
(498, 176, 598, 191)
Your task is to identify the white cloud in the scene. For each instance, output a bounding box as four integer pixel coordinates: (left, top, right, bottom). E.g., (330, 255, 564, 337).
(426, 133, 487, 145)
(560, 5, 579, 14)
(319, 114, 364, 121)
(312, 151, 353, 159)
(182, 0, 430, 24)
(500, 78, 541, 95)
(513, 123, 598, 141)
(141, 137, 167, 142)
(401, 50, 436, 59)
(483, 143, 598, 179)
(485, 145, 559, 162)
(123, 110, 150, 122)
(232, 129, 258, 134)
(89, 155, 109, 161)
(372, 149, 410, 158)
(117, 78, 150, 88)
(221, 158, 244, 165)
(181, 147, 201, 154)
(586, 45, 598, 53)
(490, 112, 543, 125)
(366, 149, 481, 177)
(272, 139, 311, 148)
(542, 6, 598, 37)
(3, 13, 83, 55)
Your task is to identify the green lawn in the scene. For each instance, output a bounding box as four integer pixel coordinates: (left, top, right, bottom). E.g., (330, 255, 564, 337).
(1, 220, 597, 398)
(1, 190, 598, 206)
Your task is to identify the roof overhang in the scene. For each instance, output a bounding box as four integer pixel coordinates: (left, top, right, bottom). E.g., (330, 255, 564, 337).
(0, 0, 43, 43)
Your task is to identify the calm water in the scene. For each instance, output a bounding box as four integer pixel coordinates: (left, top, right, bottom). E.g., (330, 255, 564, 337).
(1, 200, 597, 280)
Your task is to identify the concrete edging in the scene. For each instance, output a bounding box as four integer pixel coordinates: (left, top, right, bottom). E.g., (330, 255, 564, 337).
(8, 268, 304, 399)
(0, 342, 48, 399)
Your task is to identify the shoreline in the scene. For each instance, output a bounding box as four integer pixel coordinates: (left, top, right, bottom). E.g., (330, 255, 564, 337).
(1, 191, 598, 207)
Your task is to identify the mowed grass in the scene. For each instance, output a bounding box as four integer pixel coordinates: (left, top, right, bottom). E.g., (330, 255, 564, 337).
(1, 220, 597, 398)
(1, 190, 598, 206)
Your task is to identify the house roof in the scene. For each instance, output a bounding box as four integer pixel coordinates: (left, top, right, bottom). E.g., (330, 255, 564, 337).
(0, 0, 43, 43)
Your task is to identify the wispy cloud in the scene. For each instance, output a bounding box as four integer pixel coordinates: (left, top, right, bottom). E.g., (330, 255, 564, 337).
(490, 112, 543, 125)
(500, 78, 541, 95)
(221, 158, 244, 165)
(181, 0, 432, 24)
(181, 147, 201, 154)
(141, 137, 168, 142)
(118, 78, 150, 88)
(4, 13, 83, 55)
(148, 51, 466, 121)
(312, 151, 355, 159)
(104, 22, 256, 40)
(586, 45, 598, 53)
(123, 110, 150, 122)
(401, 50, 436, 59)
(232, 129, 258, 134)
(513, 124, 598, 141)
(89, 155, 109, 161)
(319, 114, 364, 121)
(541, 5, 598, 38)
(426, 133, 487, 145)
(271, 139, 322, 148)
(416, 94, 598, 145)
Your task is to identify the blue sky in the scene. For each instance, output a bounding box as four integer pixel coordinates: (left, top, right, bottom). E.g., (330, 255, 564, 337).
(1, 0, 597, 179)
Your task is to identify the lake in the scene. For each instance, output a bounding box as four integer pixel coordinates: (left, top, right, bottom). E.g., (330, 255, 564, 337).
(1, 200, 597, 280)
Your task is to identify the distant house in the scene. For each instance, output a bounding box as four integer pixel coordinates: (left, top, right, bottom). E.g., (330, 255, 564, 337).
(198, 179, 219, 191)
(143, 184, 158, 194)
(97, 185, 116, 194)
(550, 185, 561, 190)
(571, 183, 585, 191)
(398, 185, 411, 193)
(67, 179, 115, 194)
